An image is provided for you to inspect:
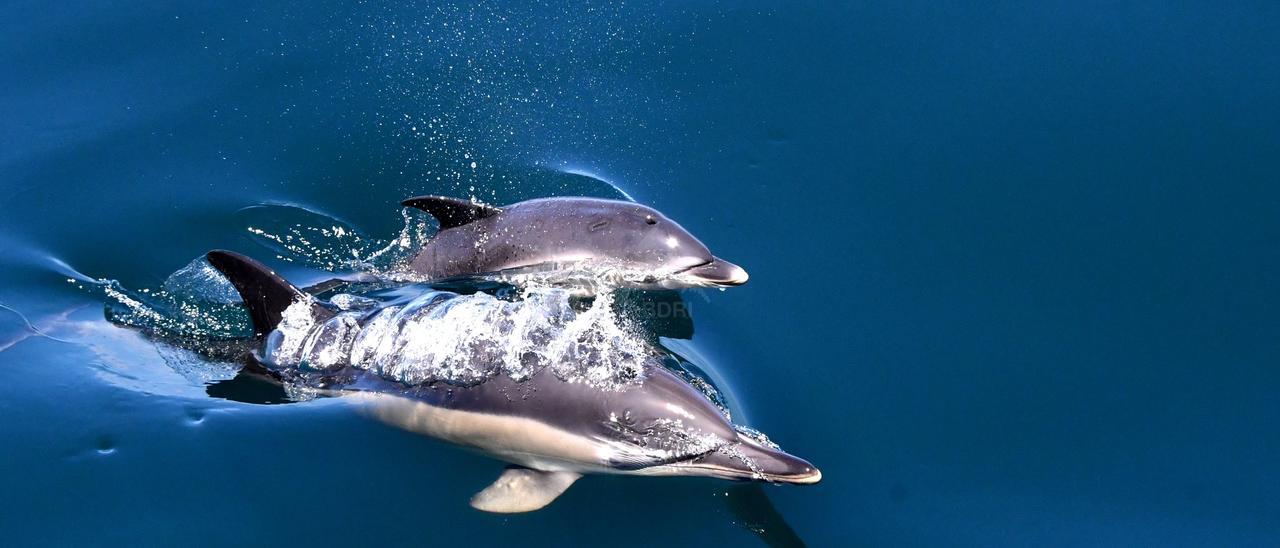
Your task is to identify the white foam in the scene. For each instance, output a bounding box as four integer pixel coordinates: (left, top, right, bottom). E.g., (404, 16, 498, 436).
(262, 298, 319, 365)
(265, 285, 654, 389)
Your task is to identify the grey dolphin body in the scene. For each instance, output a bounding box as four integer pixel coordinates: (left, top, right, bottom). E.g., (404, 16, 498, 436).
(206, 250, 818, 513)
(402, 196, 749, 289)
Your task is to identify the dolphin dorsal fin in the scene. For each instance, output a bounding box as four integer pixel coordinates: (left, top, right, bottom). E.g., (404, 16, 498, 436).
(401, 195, 501, 229)
(205, 250, 333, 337)
(469, 466, 580, 513)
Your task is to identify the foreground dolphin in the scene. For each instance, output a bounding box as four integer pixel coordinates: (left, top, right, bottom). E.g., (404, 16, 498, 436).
(206, 250, 817, 513)
(401, 195, 749, 289)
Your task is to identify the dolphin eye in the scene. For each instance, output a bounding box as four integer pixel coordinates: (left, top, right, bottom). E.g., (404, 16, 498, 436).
(645, 215, 657, 225)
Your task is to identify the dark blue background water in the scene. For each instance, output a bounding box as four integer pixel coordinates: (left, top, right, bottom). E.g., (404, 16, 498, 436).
(3, 1, 1279, 546)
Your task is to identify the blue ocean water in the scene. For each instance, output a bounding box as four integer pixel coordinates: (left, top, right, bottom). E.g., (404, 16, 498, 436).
(3, 1, 1280, 545)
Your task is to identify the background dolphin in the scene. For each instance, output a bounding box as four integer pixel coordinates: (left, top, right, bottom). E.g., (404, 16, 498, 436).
(401, 195, 749, 290)
(206, 250, 817, 513)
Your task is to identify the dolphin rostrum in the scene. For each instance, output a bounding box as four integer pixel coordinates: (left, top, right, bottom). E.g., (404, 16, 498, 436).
(206, 250, 818, 513)
(400, 195, 749, 290)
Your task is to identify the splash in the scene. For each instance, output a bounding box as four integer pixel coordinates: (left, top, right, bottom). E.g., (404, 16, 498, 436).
(87, 257, 251, 340)
(330, 2, 696, 194)
(604, 414, 733, 465)
(715, 443, 768, 482)
(733, 425, 781, 451)
(474, 260, 721, 294)
(264, 285, 655, 390)
(238, 203, 432, 277)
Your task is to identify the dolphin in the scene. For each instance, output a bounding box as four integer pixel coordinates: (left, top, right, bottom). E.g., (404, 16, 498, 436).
(400, 195, 749, 290)
(206, 250, 818, 513)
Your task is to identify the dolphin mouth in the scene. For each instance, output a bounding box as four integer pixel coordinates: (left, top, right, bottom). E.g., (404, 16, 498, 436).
(672, 439, 821, 484)
(679, 257, 749, 286)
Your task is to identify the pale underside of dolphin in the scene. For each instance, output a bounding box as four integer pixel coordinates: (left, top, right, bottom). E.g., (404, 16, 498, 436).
(206, 250, 818, 513)
(400, 195, 749, 290)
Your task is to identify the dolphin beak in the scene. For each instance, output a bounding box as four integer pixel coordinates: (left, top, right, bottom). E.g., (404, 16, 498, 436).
(683, 257, 749, 286)
(680, 438, 821, 484)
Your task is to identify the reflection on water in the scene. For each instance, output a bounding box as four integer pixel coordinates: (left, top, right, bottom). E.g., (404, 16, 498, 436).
(205, 362, 290, 405)
(728, 485, 810, 548)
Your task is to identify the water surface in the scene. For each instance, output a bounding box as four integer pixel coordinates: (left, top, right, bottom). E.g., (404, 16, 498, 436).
(3, 1, 1280, 546)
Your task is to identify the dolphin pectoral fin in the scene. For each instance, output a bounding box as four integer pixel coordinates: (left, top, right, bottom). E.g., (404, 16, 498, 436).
(469, 466, 581, 513)
(402, 195, 501, 229)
